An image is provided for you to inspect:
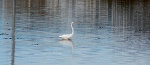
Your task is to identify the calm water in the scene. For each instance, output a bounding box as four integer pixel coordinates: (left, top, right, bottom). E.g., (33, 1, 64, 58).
(1, 0, 150, 65)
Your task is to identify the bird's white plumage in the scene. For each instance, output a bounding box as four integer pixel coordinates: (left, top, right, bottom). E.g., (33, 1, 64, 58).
(59, 22, 77, 40)
(59, 34, 73, 40)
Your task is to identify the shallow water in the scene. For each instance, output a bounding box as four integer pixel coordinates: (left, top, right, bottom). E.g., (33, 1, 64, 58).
(1, 0, 150, 65)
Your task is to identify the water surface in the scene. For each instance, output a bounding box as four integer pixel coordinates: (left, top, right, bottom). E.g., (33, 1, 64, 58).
(0, 0, 150, 65)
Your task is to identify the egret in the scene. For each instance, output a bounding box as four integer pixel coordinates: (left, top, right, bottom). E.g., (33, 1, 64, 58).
(59, 22, 78, 40)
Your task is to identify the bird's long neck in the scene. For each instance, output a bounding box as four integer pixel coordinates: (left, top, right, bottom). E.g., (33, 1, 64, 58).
(71, 23, 74, 35)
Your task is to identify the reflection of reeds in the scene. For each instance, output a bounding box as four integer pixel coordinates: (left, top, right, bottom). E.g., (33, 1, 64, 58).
(11, 0, 16, 65)
(27, 0, 31, 31)
(28, 0, 31, 8)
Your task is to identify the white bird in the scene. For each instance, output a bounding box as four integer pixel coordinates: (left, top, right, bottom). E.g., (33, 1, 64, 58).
(59, 22, 78, 40)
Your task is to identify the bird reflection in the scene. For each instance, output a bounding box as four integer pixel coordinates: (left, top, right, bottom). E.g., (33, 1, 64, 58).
(59, 39, 74, 57)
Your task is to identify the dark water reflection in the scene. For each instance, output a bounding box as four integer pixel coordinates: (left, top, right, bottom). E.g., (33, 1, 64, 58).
(1, 0, 150, 65)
